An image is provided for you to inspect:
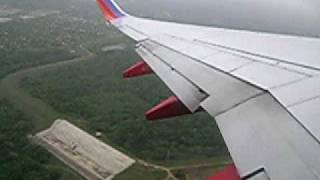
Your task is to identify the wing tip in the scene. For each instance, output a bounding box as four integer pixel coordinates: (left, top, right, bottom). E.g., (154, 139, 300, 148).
(96, 0, 125, 21)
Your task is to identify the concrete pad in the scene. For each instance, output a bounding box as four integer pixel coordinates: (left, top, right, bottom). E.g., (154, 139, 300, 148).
(35, 120, 135, 180)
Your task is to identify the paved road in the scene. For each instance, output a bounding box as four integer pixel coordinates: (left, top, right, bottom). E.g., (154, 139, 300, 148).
(0, 46, 95, 132)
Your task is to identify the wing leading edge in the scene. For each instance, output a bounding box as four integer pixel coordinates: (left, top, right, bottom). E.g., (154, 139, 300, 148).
(96, 1, 320, 179)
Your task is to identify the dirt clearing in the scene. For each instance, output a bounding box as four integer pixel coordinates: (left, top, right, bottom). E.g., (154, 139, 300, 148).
(35, 120, 135, 180)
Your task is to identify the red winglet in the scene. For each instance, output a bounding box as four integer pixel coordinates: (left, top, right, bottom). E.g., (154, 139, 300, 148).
(146, 96, 191, 121)
(97, 0, 117, 21)
(123, 61, 153, 78)
(207, 164, 241, 180)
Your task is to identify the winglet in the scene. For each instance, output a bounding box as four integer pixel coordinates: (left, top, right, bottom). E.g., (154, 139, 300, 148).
(96, 0, 125, 22)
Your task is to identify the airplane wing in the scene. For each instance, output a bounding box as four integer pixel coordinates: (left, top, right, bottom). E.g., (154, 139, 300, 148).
(97, 0, 320, 179)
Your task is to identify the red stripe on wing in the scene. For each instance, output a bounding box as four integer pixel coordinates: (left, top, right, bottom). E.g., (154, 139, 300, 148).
(207, 164, 241, 180)
(97, 0, 117, 21)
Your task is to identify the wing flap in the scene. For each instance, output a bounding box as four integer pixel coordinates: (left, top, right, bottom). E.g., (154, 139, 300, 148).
(271, 76, 320, 143)
(136, 45, 207, 112)
(137, 37, 320, 179)
(272, 76, 320, 107)
(215, 93, 320, 179)
(289, 98, 320, 142)
(139, 39, 263, 116)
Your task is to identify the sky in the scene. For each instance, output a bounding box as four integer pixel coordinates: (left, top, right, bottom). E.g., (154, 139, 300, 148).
(116, 0, 320, 37)
(1, 0, 318, 37)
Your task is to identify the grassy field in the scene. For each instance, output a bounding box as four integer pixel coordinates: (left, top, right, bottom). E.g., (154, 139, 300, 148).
(0, 99, 84, 180)
(0, 1, 116, 179)
(20, 49, 228, 163)
(114, 163, 167, 180)
(0, 3, 179, 179)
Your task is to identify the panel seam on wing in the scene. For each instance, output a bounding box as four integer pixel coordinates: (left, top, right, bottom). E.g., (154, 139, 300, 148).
(286, 95, 320, 108)
(139, 39, 267, 117)
(149, 35, 311, 90)
(212, 91, 267, 117)
(136, 45, 209, 112)
(194, 39, 320, 72)
(139, 44, 210, 99)
(146, 38, 265, 91)
(270, 94, 320, 150)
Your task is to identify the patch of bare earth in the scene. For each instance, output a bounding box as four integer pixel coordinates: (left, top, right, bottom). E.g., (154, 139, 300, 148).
(35, 120, 135, 180)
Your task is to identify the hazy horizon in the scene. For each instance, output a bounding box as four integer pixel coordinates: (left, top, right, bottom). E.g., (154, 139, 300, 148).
(1, 0, 319, 37)
(117, 0, 320, 37)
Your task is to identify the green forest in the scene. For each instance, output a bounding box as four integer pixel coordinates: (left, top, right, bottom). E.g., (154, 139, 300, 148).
(21, 49, 228, 163)
(0, 0, 229, 179)
(0, 99, 82, 180)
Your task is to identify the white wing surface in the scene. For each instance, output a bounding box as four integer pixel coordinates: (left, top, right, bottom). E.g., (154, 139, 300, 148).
(97, 0, 320, 179)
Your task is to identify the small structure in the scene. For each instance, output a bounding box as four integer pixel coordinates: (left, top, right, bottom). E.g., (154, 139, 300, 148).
(35, 120, 135, 180)
(95, 132, 102, 138)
